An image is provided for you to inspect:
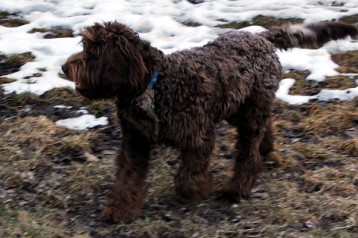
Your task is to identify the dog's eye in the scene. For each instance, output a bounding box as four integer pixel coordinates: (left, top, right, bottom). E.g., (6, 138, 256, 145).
(81, 40, 88, 48)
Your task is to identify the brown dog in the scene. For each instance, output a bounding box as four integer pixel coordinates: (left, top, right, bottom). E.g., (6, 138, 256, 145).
(62, 21, 357, 223)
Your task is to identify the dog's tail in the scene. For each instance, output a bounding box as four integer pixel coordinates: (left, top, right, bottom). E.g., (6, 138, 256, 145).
(260, 21, 358, 50)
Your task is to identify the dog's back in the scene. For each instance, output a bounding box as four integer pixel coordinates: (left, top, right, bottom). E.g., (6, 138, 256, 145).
(155, 21, 358, 146)
(155, 31, 282, 146)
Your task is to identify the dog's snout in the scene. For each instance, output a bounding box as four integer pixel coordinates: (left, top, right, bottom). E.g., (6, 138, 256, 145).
(62, 64, 68, 74)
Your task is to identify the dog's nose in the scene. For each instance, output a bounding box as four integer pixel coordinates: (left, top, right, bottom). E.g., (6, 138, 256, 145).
(62, 64, 68, 74)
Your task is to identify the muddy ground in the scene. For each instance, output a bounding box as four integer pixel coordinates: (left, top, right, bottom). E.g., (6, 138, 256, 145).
(0, 12, 357, 238)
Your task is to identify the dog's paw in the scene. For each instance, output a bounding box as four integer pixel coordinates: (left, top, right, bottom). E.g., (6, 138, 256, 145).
(216, 182, 251, 202)
(216, 189, 241, 203)
(174, 176, 212, 200)
(100, 207, 138, 224)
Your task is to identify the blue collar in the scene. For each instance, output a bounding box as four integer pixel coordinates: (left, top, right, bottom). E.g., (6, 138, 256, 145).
(148, 69, 159, 90)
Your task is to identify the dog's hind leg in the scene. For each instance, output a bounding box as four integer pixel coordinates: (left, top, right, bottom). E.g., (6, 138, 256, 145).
(221, 98, 274, 201)
(174, 125, 215, 200)
(101, 122, 151, 223)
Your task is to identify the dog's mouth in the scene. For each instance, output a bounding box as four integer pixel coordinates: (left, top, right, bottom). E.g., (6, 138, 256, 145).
(75, 86, 97, 99)
(75, 82, 86, 90)
(75, 86, 110, 100)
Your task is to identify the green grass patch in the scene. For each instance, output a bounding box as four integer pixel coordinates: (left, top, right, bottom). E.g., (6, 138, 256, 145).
(0, 205, 18, 225)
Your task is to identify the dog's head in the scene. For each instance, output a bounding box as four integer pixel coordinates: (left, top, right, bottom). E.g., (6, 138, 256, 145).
(62, 22, 147, 100)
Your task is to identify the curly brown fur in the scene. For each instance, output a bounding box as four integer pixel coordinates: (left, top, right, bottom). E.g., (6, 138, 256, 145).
(62, 21, 358, 223)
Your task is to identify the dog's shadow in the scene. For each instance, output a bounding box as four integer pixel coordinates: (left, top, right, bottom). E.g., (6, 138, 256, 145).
(141, 190, 238, 225)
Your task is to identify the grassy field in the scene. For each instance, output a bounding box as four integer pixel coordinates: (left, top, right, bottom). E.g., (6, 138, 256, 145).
(0, 12, 357, 238)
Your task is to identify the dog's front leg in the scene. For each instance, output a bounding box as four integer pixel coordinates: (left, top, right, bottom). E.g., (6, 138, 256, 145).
(101, 121, 150, 223)
(174, 125, 216, 200)
(174, 148, 213, 200)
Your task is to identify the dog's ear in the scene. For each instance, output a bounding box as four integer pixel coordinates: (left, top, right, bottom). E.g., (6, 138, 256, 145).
(80, 22, 147, 96)
(80, 23, 113, 57)
(108, 31, 147, 91)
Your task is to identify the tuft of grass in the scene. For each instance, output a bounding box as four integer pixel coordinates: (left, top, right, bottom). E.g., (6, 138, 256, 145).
(28, 28, 74, 38)
(181, 21, 202, 27)
(321, 75, 357, 89)
(322, 137, 358, 157)
(297, 101, 358, 134)
(0, 206, 67, 238)
(0, 77, 16, 84)
(284, 70, 311, 80)
(0, 116, 96, 169)
(0, 205, 18, 226)
(87, 100, 116, 117)
(331, 51, 358, 73)
(217, 15, 303, 29)
(339, 138, 358, 157)
(4, 91, 40, 107)
(0, 11, 29, 27)
(24, 72, 43, 79)
(303, 166, 357, 197)
(284, 70, 320, 95)
(339, 14, 358, 24)
(0, 52, 35, 76)
(5, 52, 35, 66)
(291, 79, 321, 96)
(291, 142, 330, 161)
(287, 74, 356, 97)
(40, 87, 88, 106)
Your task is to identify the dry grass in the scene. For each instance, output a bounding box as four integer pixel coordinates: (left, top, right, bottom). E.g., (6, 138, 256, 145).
(0, 77, 16, 84)
(0, 11, 29, 27)
(0, 52, 35, 77)
(322, 75, 357, 89)
(331, 51, 358, 73)
(1, 14, 358, 238)
(28, 28, 74, 38)
(289, 79, 320, 96)
(339, 14, 358, 24)
(285, 71, 357, 96)
(297, 100, 358, 134)
(217, 15, 303, 29)
(1, 95, 357, 237)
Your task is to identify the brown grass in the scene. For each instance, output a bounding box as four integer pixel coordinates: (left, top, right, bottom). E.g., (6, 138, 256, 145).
(217, 15, 303, 29)
(339, 14, 358, 24)
(285, 72, 357, 96)
(0, 52, 35, 77)
(331, 51, 358, 73)
(28, 28, 74, 38)
(1, 15, 358, 238)
(297, 100, 358, 134)
(0, 77, 16, 84)
(1, 95, 357, 237)
(0, 11, 29, 27)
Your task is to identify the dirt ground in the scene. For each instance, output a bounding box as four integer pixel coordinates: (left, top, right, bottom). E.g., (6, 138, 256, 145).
(0, 12, 357, 238)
